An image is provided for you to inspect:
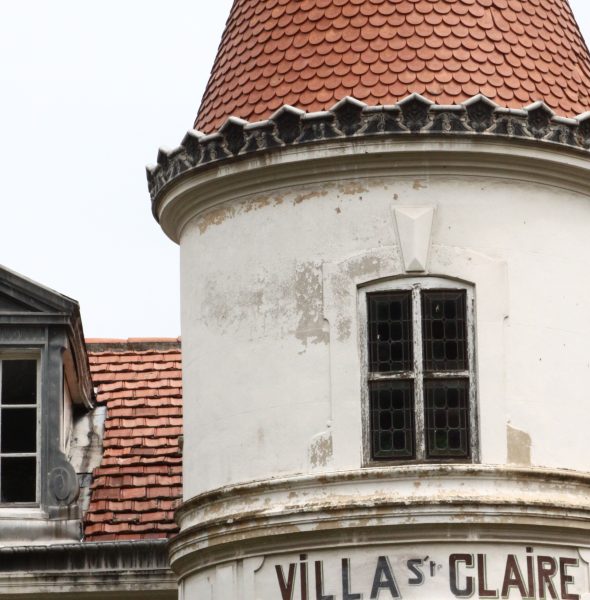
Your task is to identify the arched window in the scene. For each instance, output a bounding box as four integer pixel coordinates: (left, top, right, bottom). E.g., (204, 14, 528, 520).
(360, 278, 478, 463)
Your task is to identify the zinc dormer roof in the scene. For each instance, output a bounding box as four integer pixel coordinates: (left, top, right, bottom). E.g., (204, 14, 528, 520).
(195, 0, 590, 133)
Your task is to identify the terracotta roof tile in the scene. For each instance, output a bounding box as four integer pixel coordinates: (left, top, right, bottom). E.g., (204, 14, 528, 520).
(83, 340, 182, 542)
(195, 0, 590, 132)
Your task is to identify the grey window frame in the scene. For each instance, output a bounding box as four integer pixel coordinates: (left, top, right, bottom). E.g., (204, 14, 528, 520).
(360, 277, 479, 466)
(0, 352, 41, 506)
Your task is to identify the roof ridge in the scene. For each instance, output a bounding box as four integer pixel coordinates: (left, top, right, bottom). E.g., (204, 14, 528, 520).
(86, 337, 180, 344)
(86, 339, 181, 353)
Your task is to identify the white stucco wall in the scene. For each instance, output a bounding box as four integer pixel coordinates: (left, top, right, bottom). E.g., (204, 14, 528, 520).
(157, 137, 590, 597)
(163, 138, 590, 500)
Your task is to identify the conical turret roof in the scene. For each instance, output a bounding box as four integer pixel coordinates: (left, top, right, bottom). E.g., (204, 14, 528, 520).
(195, 0, 590, 133)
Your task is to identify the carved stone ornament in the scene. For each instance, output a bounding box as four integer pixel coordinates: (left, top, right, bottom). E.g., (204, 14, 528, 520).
(49, 462, 80, 506)
(393, 206, 436, 273)
(148, 94, 590, 207)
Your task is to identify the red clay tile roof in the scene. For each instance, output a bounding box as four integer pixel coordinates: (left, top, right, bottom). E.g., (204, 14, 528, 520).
(195, 0, 590, 133)
(84, 339, 182, 542)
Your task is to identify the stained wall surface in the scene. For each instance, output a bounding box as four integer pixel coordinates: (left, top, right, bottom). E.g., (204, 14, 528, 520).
(177, 142, 590, 499)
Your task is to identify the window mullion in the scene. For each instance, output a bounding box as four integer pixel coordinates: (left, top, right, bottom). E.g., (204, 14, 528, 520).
(412, 286, 425, 461)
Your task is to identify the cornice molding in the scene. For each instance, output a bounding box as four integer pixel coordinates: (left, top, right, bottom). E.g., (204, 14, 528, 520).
(169, 465, 590, 574)
(149, 95, 590, 232)
(0, 540, 176, 597)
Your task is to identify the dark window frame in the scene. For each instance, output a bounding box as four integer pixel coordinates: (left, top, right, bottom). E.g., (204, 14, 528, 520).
(360, 278, 479, 466)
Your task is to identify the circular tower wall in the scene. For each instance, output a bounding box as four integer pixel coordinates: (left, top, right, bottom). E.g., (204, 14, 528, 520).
(153, 128, 590, 599)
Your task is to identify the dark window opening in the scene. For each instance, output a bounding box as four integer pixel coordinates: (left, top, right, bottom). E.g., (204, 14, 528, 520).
(368, 292, 413, 372)
(424, 379, 469, 458)
(0, 359, 37, 503)
(1, 408, 37, 454)
(2, 360, 37, 405)
(1, 457, 36, 503)
(370, 380, 415, 459)
(422, 291, 467, 372)
(367, 286, 473, 463)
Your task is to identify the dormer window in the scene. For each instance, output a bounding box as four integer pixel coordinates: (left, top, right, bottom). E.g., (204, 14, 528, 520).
(0, 358, 38, 503)
(0, 264, 93, 545)
(362, 278, 478, 464)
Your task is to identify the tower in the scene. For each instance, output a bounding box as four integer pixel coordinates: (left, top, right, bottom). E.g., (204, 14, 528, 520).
(149, 1, 590, 598)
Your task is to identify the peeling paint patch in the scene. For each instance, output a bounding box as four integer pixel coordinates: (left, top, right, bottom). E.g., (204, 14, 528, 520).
(346, 255, 381, 280)
(507, 424, 532, 466)
(336, 317, 352, 341)
(338, 180, 369, 196)
(293, 189, 328, 205)
(413, 179, 427, 190)
(197, 205, 236, 234)
(201, 271, 285, 339)
(197, 193, 285, 234)
(196, 182, 336, 234)
(294, 263, 329, 346)
(309, 432, 333, 468)
(242, 195, 270, 212)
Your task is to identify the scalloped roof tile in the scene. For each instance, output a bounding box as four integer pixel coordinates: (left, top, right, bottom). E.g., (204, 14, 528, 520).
(195, 0, 590, 133)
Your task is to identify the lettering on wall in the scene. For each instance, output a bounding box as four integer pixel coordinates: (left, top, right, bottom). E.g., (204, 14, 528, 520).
(271, 547, 586, 599)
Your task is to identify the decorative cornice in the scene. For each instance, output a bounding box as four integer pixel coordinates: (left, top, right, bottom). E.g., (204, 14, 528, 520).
(0, 539, 171, 572)
(169, 465, 590, 575)
(176, 464, 590, 525)
(0, 540, 176, 597)
(148, 94, 590, 214)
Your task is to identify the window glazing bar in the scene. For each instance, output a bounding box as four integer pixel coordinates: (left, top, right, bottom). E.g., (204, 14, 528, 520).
(0, 453, 37, 458)
(423, 371, 470, 379)
(369, 372, 415, 381)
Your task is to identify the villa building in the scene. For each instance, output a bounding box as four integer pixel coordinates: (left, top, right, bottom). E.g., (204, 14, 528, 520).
(2, 1, 590, 599)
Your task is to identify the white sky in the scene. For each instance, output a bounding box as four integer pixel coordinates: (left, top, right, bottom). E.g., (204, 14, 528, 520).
(0, 1, 589, 338)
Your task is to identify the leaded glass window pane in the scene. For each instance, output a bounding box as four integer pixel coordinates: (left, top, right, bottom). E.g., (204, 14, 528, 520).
(424, 379, 470, 458)
(366, 283, 473, 464)
(421, 291, 468, 372)
(368, 292, 413, 373)
(370, 380, 415, 459)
